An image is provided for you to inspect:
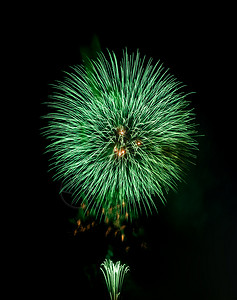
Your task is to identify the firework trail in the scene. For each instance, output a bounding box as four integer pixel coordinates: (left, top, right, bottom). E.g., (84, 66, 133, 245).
(100, 259, 129, 300)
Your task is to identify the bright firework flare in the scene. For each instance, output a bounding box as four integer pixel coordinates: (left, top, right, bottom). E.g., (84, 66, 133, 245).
(42, 49, 199, 220)
(100, 259, 130, 300)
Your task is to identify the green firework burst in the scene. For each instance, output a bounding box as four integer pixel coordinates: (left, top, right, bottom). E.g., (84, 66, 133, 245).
(42, 49, 198, 220)
(100, 259, 129, 300)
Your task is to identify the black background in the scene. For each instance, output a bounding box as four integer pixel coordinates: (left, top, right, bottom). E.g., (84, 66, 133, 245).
(26, 5, 236, 300)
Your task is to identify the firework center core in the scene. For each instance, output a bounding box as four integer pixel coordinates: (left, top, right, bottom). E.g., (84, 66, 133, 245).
(113, 126, 142, 158)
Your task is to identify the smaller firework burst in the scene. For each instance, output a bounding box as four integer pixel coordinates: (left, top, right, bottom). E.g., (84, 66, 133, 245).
(100, 259, 130, 300)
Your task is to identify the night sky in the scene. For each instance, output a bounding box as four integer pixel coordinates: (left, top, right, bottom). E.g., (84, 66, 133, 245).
(31, 6, 236, 300)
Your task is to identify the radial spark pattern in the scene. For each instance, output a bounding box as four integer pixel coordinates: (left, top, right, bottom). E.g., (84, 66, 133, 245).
(42, 50, 198, 220)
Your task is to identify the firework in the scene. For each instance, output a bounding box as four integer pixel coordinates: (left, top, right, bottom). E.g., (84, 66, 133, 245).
(42, 49, 198, 220)
(100, 259, 129, 300)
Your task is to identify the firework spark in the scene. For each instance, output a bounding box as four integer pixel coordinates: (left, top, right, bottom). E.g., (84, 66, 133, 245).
(100, 259, 129, 300)
(42, 49, 198, 220)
